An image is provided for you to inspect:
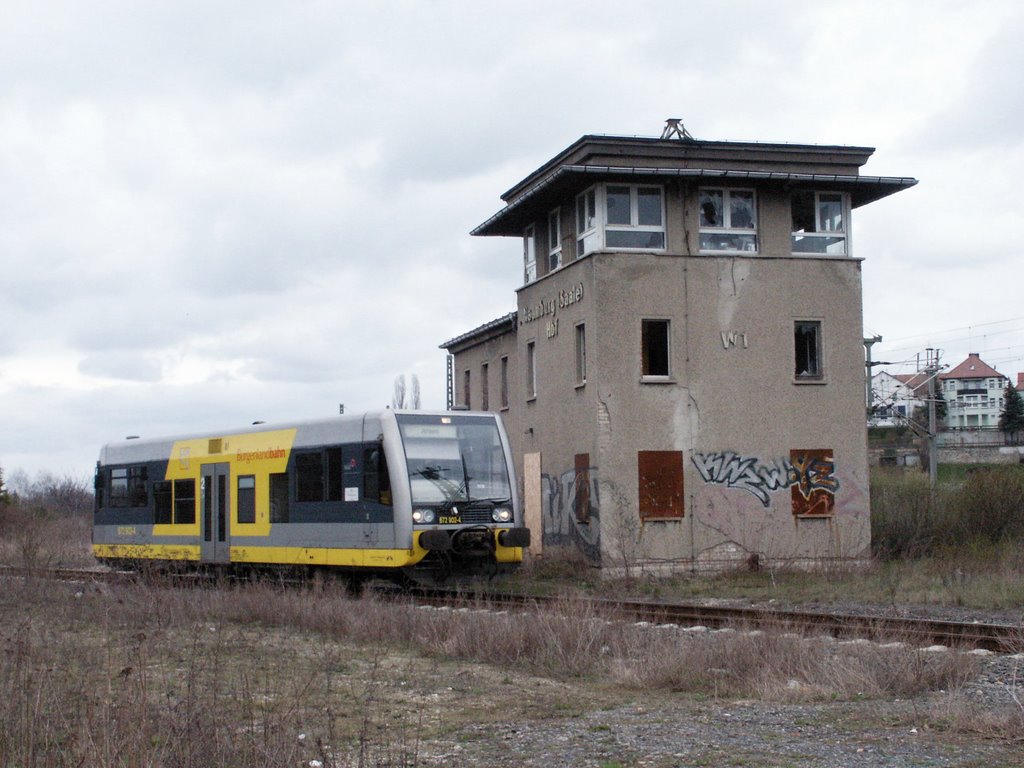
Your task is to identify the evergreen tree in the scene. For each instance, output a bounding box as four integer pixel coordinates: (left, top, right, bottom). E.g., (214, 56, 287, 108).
(999, 383, 1024, 445)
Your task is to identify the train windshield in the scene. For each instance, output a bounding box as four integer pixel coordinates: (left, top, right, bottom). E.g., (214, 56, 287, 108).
(396, 414, 512, 504)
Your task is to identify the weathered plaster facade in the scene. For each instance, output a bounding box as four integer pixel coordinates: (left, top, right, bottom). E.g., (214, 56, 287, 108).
(442, 130, 915, 571)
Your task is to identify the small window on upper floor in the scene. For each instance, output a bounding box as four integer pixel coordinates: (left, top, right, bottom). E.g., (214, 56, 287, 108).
(548, 208, 562, 271)
(523, 224, 537, 283)
(791, 192, 848, 255)
(605, 185, 665, 250)
(576, 184, 665, 257)
(699, 188, 757, 253)
(794, 320, 823, 381)
(641, 319, 671, 379)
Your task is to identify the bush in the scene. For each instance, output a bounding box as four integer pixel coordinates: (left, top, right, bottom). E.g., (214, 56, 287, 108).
(872, 466, 1024, 559)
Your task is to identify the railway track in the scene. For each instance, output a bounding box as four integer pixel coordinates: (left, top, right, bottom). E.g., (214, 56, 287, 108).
(403, 588, 1024, 654)
(5, 564, 1021, 654)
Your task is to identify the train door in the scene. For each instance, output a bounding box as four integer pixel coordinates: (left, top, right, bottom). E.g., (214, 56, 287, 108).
(200, 462, 231, 563)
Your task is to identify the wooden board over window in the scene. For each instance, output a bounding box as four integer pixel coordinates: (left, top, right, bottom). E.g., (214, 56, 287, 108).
(638, 450, 684, 519)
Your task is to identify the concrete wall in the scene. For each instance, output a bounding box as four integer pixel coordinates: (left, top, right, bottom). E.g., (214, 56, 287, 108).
(450, 176, 875, 571)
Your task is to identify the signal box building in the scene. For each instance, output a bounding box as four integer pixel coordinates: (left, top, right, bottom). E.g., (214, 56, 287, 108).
(442, 123, 915, 571)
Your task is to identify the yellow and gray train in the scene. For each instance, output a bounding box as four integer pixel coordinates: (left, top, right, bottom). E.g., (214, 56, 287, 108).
(93, 410, 530, 582)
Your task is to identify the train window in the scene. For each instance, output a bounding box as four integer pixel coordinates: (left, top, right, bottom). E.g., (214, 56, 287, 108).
(342, 445, 363, 502)
(110, 468, 129, 507)
(362, 444, 392, 506)
(326, 447, 343, 501)
(270, 472, 289, 522)
(174, 479, 196, 525)
(237, 475, 256, 524)
(154, 481, 172, 524)
(296, 451, 324, 502)
(128, 466, 148, 507)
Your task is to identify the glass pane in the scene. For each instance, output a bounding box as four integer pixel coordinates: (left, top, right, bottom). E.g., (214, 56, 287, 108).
(791, 191, 815, 232)
(791, 234, 846, 255)
(700, 232, 757, 252)
(699, 190, 723, 227)
(637, 188, 662, 226)
(605, 230, 665, 249)
(818, 194, 844, 232)
(729, 191, 755, 229)
(606, 186, 631, 225)
(548, 210, 560, 250)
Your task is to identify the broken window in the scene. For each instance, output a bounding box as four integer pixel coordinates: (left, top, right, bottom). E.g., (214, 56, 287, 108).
(791, 191, 847, 255)
(641, 319, 670, 378)
(699, 188, 757, 252)
(638, 450, 684, 519)
(794, 320, 823, 380)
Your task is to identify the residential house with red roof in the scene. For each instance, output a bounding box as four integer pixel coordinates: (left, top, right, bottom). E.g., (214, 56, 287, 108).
(940, 353, 1010, 430)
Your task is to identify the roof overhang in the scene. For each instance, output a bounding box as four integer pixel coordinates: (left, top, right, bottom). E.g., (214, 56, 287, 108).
(472, 165, 918, 237)
(440, 312, 517, 353)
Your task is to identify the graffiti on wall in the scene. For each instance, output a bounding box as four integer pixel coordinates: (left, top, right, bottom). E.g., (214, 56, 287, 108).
(540, 464, 601, 560)
(691, 449, 838, 514)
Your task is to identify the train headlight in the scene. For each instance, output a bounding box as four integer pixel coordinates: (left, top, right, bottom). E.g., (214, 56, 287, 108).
(491, 507, 512, 523)
(412, 508, 436, 524)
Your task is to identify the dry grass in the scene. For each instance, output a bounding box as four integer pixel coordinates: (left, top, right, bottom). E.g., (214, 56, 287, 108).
(2, 573, 1013, 766)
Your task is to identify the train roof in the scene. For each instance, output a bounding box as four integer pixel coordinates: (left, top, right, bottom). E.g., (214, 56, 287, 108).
(96, 410, 500, 466)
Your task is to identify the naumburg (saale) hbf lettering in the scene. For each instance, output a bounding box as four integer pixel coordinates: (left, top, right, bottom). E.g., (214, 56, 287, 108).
(519, 281, 584, 328)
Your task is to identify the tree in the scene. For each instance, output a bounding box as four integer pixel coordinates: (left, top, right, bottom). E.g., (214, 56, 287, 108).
(391, 373, 422, 410)
(999, 383, 1024, 445)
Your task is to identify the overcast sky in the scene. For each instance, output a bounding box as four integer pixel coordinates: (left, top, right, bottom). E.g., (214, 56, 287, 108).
(2, 0, 1023, 486)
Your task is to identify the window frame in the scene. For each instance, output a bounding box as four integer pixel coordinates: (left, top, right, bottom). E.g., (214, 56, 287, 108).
(791, 191, 850, 256)
(480, 362, 489, 411)
(523, 223, 537, 283)
(237, 474, 256, 524)
(547, 208, 562, 272)
(794, 319, 825, 382)
(641, 318, 672, 381)
(526, 340, 537, 400)
(576, 184, 666, 258)
(574, 322, 587, 386)
(698, 187, 758, 254)
(499, 355, 509, 410)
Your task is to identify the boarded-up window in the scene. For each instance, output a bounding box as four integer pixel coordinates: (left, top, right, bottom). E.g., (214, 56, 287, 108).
(638, 450, 684, 519)
(574, 453, 590, 523)
(789, 448, 837, 516)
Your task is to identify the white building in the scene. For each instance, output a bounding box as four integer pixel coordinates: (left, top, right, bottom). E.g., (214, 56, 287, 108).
(941, 353, 1010, 430)
(869, 370, 927, 427)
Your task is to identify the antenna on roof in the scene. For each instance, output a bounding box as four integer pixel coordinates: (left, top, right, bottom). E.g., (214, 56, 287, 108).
(661, 118, 694, 140)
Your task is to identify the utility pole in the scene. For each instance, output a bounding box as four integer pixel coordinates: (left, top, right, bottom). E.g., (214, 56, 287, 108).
(925, 348, 941, 486)
(864, 335, 883, 415)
